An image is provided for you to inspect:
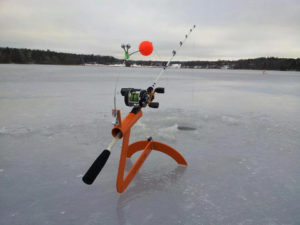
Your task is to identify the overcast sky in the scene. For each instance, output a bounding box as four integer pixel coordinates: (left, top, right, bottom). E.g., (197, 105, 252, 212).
(0, 0, 299, 60)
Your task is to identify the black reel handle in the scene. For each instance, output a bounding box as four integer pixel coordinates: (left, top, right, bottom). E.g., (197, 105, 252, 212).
(148, 87, 164, 108)
(149, 102, 159, 108)
(155, 87, 165, 93)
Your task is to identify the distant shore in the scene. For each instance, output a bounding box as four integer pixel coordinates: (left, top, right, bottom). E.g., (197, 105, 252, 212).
(1, 47, 299, 71)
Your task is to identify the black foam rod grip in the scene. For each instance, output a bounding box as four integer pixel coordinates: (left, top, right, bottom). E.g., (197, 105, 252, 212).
(82, 150, 111, 185)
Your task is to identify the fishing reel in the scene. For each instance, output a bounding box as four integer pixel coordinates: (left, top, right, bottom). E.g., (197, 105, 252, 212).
(120, 87, 164, 109)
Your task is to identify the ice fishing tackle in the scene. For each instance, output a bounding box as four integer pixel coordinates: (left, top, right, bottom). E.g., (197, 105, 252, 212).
(82, 25, 196, 193)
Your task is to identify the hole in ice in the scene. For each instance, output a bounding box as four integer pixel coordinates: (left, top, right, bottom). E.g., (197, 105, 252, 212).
(177, 126, 197, 131)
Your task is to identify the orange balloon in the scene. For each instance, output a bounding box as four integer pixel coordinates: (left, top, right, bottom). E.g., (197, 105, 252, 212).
(139, 41, 153, 56)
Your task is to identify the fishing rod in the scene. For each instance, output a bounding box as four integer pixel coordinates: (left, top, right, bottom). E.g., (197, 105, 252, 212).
(82, 25, 196, 192)
(151, 24, 196, 89)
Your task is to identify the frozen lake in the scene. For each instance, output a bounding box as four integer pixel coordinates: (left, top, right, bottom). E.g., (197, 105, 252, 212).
(0, 64, 300, 225)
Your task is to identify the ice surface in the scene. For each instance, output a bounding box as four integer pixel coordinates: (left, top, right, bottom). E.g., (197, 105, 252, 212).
(0, 64, 300, 225)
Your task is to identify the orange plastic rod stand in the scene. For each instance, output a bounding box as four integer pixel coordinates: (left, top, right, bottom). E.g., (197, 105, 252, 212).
(127, 140, 188, 166)
(112, 110, 142, 138)
(113, 109, 188, 193)
(116, 131, 153, 193)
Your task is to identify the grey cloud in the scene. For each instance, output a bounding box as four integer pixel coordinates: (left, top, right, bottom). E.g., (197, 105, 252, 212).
(0, 0, 299, 60)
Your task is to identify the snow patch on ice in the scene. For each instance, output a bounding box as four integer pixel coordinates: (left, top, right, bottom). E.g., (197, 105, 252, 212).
(157, 124, 178, 140)
(0, 126, 32, 136)
(135, 121, 147, 130)
(0, 127, 7, 134)
(221, 115, 240, 125)
(0, 169, 4, 172)
(202, 114, 209, 121)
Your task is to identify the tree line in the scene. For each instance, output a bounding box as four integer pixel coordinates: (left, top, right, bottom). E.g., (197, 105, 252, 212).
(0, 47, 120, 65)
(177, 58, 300, 71)
(1, 47, 299, 71)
